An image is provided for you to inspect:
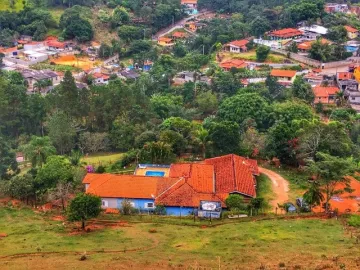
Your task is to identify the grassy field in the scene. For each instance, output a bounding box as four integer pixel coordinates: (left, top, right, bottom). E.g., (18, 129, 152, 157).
(223, 51, 287, 64)
(0, 207, 360, 269)
(0, 0, 23, 11)
(81, 152, 123, 167)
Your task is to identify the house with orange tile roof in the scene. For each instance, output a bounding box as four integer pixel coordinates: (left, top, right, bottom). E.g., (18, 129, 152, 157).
(297, 38, 331, 52)
(157, 37, 174, 46)
(219, 59, 248, 71)
(268, 28, 303, 40)
(83, 154, 259, 216)
(270, 69, 297, 86)
(223, 39, 249, 53)
(344, 25, 359, 39)
(171, 31, 187, 39)
(313, 86, 339, 104)
(92, 72, 110, 85)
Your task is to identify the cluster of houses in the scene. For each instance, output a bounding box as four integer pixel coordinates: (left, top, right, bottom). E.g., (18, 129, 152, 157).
(83, 154, 259, 216)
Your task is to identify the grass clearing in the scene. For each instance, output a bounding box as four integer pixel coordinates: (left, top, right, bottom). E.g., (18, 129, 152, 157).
(0, 0, 23, 11)
(222, 51, 287, 64)
(0, 207, 360, 269)
(257, 173, 275, 210)
(81, 152, 123, 167)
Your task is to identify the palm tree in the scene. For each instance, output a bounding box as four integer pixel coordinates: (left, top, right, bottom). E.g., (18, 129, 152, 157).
(193, 127, 211, 159)
(68, 150, 84, 167)
(20, 136, 56, 168)
(335, 91, 346, 107)
(33, 79, 52, 93)
(303, 182, 324, 212)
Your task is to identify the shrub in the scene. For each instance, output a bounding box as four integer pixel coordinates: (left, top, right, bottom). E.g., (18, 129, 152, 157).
(96, 165, 106, 174)
(225, 194, 245, 211)
(120, 199, 136, 215)
(348, 215, 360, 227)
(154, 205, 166, 215)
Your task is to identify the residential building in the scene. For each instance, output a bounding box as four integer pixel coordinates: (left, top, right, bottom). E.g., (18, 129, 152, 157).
(345, 25, 359, 39)
(219, 59, 248, 71)
(325, 3, 348, 13)
(157, 37, 174, 46)
(92, 72, 110, 85)
(299, 25, 328, 39)
(21, 69, 61, 92)
(267, 28, 303, 40)
(119, 70, 140, 80)
(313, 86, 339, 104)
(297, 38, 331, 53)
(223, 39, 249, 53)
(46, 40, 68, 51)
(173, 71, 211, 85)
(270, 69, 297, 86)
(186, 22, 206, 32)
(83, 154, 259, 216)
(181, 0, 198, 14)
(172, 31, 187, 40)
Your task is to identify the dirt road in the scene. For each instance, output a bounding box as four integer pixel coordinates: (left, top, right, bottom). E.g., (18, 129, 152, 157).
(259, 167, 289, 212)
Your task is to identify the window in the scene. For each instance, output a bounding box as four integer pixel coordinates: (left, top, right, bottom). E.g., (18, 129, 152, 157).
(352, 97, 356, 100)
(102, 200, 108, 207)
(145, 202, 154, 209)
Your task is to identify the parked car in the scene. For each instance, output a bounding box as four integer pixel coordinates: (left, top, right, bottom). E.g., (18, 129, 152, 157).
(296, 198, 310, 212)
(285, 202, 297, 213)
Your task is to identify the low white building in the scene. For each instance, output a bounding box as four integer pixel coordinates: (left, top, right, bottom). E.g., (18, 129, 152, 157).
(24, 51, 48, 63)
(299, 25, 328, 39)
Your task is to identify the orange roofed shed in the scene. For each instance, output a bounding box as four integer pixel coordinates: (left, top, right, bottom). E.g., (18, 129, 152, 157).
(268, 28, 303, 39)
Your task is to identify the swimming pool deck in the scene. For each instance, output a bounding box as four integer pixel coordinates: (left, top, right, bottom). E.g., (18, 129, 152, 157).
(134, 167, 170, 177)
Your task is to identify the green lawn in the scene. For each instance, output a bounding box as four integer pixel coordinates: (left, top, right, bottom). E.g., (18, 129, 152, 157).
(81, 152, 123, 167)
(0, 0, 23, 11)
(225, 50, 287, 64)
(0, 207, 359, 269)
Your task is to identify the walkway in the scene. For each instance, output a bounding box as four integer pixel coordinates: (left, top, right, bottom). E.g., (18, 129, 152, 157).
(259, 167, 289, 212)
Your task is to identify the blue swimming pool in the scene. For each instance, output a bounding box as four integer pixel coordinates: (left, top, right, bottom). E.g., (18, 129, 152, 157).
(145, 171, 165, 177)
(345, 45, 358, 53)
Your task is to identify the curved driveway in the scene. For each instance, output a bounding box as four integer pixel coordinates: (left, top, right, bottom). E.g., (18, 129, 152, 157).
(259, 167, 289, 212)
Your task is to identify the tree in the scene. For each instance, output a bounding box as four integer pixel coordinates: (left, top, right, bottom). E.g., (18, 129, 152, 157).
(207, 120, 240, 155)
(291, 76, 314, 104)
(256, 45, 270, 62)
(240, 127, 266, 158)
(111, 6, 130, 27)
(159, 130, 186, 156)
(192, 126, 211, 159)
(212, 71, 242, 96)
(287, 41, 299, 53)
(272, 100, 314, 125)
(79, 132, 108, 154)
(0, 137, 18, 180)
(303, 182, 324, 211)
(139, 141, 175, 164)
(195, 91, 218, 115)
(47, 111, 76, 155)
(249, 198, 265, 215)
(20, 136, 56, 168)
(5, 174, 36, 204)
(68, 150, 83, 167)
(306, 152, 358, 212)
(309, 39, 332, 62)
(218, 93, 270, 130)
(265, 75, 286, 101)
(35, 155, 74, 194)
(295, 119, 353, 161)
(327, 26, 347, 43)
(68, 193, 102, 230)
(251, 16, 271, 37)
(49, 181, 73, 210)
(62, 17, 93, 42)
(118, 25, 143, 42)
(225, 194, 245, 211)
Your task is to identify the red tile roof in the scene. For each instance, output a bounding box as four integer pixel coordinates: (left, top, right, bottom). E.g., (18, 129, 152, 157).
(270, 69, 297, 78)
(313, 86, 339, 97)
(269, 28, 303, 38)
(46, 40, 66, 49)
(92, 72, 110, 80)
(158, 37, 173, 42)
(172, 32, 187, 38)
(345, 25, 358, 33)
(84, 174, 180, 199)
(205, 154, 256, 197)
(220, 59, 247, 70)
(181, 0, 197, 4)
(227, 39, 249, 48)
(298, 39, 331, 51)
